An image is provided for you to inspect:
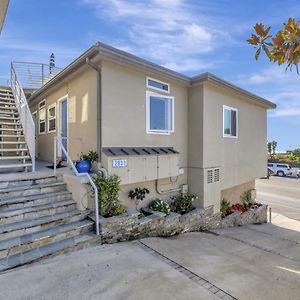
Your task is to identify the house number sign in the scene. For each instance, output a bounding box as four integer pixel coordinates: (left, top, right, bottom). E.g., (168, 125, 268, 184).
(112, 159, 128, 168)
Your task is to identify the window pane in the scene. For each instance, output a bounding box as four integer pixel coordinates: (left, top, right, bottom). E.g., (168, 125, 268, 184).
(39, 108, 45, 122)
(149, 96, 172, 131)
(231, 110, 237, 136)
(148, 79, 169, 92)
(49, 119, 56, 131)
(224, 109, 231, 135)
(39, 122, 45, 133)
(49, 107, 55, 118)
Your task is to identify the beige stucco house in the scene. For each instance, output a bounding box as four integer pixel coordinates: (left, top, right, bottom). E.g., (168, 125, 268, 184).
(27, 42, 276, 212)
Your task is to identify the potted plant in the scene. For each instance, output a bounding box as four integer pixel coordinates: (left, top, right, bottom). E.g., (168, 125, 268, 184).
(76, 150, 98, 173)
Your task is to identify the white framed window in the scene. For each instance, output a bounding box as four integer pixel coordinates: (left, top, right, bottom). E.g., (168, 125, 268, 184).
(146, 92, 174, 135)
(223, 105, 238, 138)
(39, 99, 46, 109)
(39, 107, 46, 134)
(146, 77, 170, 94)
(47, 103, 56, 133)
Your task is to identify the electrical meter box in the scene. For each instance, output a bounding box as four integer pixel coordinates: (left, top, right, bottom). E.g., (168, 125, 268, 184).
(102, 147, 180, 185)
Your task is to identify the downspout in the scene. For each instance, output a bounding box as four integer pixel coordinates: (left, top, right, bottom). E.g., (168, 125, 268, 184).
(86, 57, 102, 164)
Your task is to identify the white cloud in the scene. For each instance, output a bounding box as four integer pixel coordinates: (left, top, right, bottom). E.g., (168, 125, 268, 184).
(80, 0, 232, 74)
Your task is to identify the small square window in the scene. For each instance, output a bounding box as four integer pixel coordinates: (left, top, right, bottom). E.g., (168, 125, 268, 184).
(147, 92, 174, 134)
(223, 106, 238, 138)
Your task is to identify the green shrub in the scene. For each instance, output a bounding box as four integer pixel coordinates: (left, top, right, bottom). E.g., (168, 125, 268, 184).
(80, 150, 98, 163)
(170, 193, 197, 215)
(220, 198, 230, 217)
(93, 174, 124, 217)
(149, 198, 171, 215)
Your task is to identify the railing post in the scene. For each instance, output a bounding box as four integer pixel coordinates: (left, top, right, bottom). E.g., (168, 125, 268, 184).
(54, 137, 57, 176)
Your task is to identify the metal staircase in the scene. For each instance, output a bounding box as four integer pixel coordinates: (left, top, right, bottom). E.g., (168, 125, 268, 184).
(0, 87, 32, 172)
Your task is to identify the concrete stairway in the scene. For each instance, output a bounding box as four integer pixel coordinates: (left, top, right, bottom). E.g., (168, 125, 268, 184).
(0, 88, 32, 172)
(0, 174, 98, 272)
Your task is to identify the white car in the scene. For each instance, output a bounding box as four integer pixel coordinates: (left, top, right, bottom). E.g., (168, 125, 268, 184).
(267, 163, 293, 177)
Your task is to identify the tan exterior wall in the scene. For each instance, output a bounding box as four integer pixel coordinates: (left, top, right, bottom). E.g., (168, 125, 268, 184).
(101, 61, 188, 205)
(221, 180, 255, 205)
(188, 83, 267, 212)
(29, 66, 98, 162)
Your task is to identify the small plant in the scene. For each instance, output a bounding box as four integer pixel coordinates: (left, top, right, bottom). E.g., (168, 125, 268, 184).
(80, 150, 98, 163)
(220, 198, 230, 218)
(128, 187, 150, 209)
(242, 190, 255, 209)
(149, 199, 171, 215)
(93, 174, 124, 217)
(170, 193, 197, 215)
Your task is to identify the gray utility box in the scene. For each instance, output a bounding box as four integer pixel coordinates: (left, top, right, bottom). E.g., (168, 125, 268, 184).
(102, 147, 180, 185)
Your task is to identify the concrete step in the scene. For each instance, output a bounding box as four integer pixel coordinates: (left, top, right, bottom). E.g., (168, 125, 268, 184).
(0, 111, 18, 115)
(0, 156, 29, 160)
(0, 163, 32, 170)
(0, 116, 19, 121)
(0, 141, 26, 144)
(0, 174, 60, 189)
(0, 107, 17, 111)
(0, 181, 67, 199)
(0, 148, 28, 153)
(0, 99, 14, 104)
(0, 219, 94, 258)
(0, 128, 23, 132)
(0, 135, 24, 138)
(0, 190, 72, 210)
(0, 210, 89, 241)
(0, 232, 98, 272)
(0, 122, 21, 126)
(0, 199, 76, 226)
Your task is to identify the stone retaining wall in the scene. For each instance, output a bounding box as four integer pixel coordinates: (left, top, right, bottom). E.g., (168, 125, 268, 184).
(93, 204, 268, 244)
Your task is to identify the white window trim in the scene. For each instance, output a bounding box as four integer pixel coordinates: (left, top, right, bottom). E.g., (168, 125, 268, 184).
(47, 103, 56, 133)
(146, 77, 170, 94)
(38, 107, 46, 135)
(223, 105, 238, 138)
(39, 99, 46, 109)
(146, 91, 175, 135)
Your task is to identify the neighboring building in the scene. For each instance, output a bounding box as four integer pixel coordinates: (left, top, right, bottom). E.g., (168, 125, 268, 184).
(0, 0, 9, 35)
(24, 42, 275, 211)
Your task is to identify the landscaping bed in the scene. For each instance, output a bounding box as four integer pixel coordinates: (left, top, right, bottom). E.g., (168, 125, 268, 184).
(90, 174, 268, 244)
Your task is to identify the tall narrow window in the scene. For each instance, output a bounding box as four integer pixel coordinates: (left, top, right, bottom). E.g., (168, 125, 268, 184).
(48, 103, 56, 133)
(146, 92, 174, 134)
(223, 106, 238, 138)
(39, 108, 46, 134)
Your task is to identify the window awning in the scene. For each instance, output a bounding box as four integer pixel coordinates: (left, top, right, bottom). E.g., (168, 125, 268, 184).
(102, 147, 179, 156)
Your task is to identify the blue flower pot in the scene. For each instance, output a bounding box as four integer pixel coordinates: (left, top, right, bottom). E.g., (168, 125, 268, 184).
(76, 160, 91, 173)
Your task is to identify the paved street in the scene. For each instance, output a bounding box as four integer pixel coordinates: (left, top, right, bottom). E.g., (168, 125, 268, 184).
(256, 176, 300, 221)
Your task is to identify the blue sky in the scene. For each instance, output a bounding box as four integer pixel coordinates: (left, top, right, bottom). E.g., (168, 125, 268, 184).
(1, 0, 300, 151)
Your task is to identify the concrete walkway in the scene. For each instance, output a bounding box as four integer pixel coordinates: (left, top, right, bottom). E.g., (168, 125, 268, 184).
(1, 213, 300, 300)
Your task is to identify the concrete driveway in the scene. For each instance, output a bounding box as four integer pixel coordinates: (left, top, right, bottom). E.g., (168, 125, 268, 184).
(256, 176, 300, 220)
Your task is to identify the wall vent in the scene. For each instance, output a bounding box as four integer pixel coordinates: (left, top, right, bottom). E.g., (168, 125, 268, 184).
(214, 168, 220, 182)
(207, 169, 213, 184)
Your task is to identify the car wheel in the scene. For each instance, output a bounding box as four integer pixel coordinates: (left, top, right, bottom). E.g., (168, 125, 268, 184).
(277, 171, 285, 177)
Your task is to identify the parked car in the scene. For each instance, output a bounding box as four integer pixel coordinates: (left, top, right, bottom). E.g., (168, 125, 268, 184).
(267, 163, 293, 177)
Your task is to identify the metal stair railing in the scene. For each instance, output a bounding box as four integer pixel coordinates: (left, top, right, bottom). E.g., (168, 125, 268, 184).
(10, 63, 35, 172)
(54, 136, 100, 235)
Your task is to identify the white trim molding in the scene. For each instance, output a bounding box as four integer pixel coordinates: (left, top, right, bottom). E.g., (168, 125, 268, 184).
(223, 105, 238, 138)
(47, 103, 57, 133)
(146, 91, 175, 135)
